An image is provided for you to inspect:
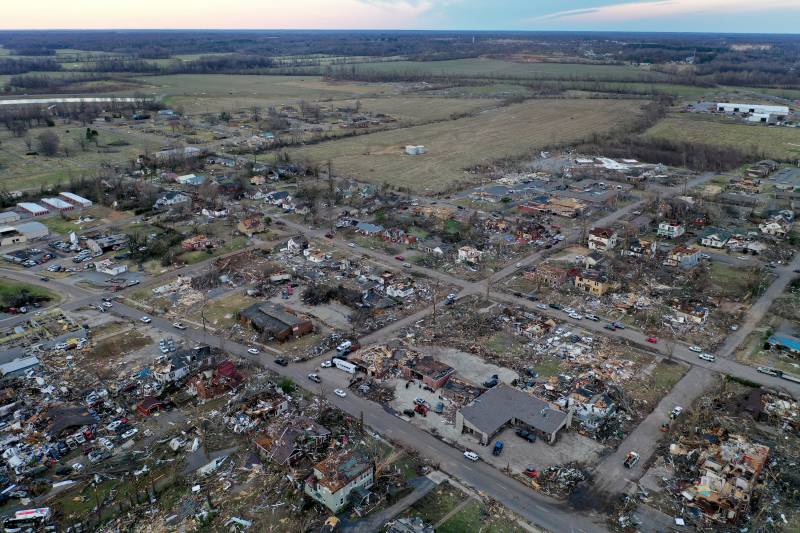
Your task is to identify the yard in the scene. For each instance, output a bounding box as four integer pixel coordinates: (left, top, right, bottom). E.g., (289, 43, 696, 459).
(402, 481, 528, 532)
(289, 98, 642, 193)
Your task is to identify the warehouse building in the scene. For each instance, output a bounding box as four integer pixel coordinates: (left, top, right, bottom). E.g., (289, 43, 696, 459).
(14, 221, 49, 240)
(41, 198, 75, 213)
(16, 202, 49, 217)
(59, 192, 93, 208)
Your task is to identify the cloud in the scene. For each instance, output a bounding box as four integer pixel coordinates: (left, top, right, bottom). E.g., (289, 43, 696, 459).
(532, 0, 800, 24)
(0, 0, 447, 30)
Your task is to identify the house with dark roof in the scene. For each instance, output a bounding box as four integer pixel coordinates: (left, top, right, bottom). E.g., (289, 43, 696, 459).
(400, 355, 455, 390)
(455, 384, 571, 445)
(238, 302, 313, 341)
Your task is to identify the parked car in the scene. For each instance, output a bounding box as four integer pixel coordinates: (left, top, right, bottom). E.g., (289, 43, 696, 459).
(698, 353, 716, 362)
(394, 255, 405, 261)
(274, 358, 288, 367)
(333, 389, 347, 398)
(320, 360, 332, 368)
(140, 316, 152, 324)
(585, 314, 598, 321)
(492, 441, 504, 456)
(172, 322, 187, 330)
(463, 451, 479, 461)
(536, 304, 548, 310)
(646, 337, 658, 343)
(623, 451, 640, 469)
(689, 346, 702, 353)
(612, 322, 625, 329)
(307, 373, 321, 383)
(604, 324, 616, 331)
(121, 428, 138, 440)
(247, 347, 259, 354)
(524, 466, 539, 478)
(402, 262, 412, 269)
(516, 429, 536, 443)
(670, 406, 683, 419)
(548, 303, 562, 310)
(402, 409, 416, 417)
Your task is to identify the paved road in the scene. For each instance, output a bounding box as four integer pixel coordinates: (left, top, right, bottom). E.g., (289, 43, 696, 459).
(104, 300, 607, 533)
(586, 366, 716, 501)
(716, 254, 800, 358)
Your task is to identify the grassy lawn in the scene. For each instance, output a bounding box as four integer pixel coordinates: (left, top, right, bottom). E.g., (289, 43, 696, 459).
(42, 216, 81, 235)
(644, 114, 800, 160)
(530, 356, 564, 378)
(86, 329, 152, 361)
(0, 278, 58, 307)
(289, 98, 642, 193)
(626, 359, 687, 409)
(193, 291, 256, 328)
(708, 262, 770, 301)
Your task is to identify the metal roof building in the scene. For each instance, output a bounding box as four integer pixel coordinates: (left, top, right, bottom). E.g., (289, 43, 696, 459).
(41, 198, 75, 212)
(59, 192, 93, 208)
(16, 202, 49, 217)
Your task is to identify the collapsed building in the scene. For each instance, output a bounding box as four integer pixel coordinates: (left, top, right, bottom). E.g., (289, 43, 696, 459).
(238, 302, 314, 341)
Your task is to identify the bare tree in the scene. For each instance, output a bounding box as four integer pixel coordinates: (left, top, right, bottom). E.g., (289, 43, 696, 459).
(37, 130, 60, 156)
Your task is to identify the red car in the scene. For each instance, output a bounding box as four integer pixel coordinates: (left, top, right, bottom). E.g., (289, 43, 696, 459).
(646, 337, 658, 344)
(395, 255, 405, 261)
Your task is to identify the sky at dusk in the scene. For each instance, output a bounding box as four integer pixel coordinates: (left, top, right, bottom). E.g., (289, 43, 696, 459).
(2, 0, 799, 33)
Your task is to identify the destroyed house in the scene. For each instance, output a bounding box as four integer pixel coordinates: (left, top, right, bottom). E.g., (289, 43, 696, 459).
(239, 302, 313, 341)
(304, 451, 375, 512)
(153, 345, 215, 383)
(189, 360, 245, 399)
(700, 228, 732, 248)
(137, 396, 168, 416)
(685, 435, 769, 524)
(671, 301, 709, 325)
(456, 384, 570, 445)
(575, 269, 616, 296)
(587, 227, 618, 251)
(254, 417, 331, 466)
(665, 246, 701, 269)
(400, 356, 455, 390)
(524, 264, 573, 287)
(621, 236, 656, 258)
(43, 405, 99, 438)
(766, 333, 800, 355)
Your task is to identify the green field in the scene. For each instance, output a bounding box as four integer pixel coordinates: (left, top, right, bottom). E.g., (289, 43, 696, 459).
(289, 98, 641, 193)
(130, 74, 400, 113)
(643, 114, 800, 160)
(0, 123, 165, 191)
(346, 57, 671, 82)
(0, 278, 58, 307)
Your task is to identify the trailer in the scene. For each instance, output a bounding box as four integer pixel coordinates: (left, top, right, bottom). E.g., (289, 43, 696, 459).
(333, 358, 357, 374)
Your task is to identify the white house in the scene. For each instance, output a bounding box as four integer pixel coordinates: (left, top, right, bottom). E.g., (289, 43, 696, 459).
(700, 228, 731, 248)
(94, 259, 128, 276)
(304, 452, 375, 512)
(664, 246, 701, 269)
(386, 283, 415, 299)
(657, 221, 685, 239)
(457, 246, 483, 264)
(587, 227, 618, 251)
(759, 219, 791, 238)
(155, 191, 191, 208)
